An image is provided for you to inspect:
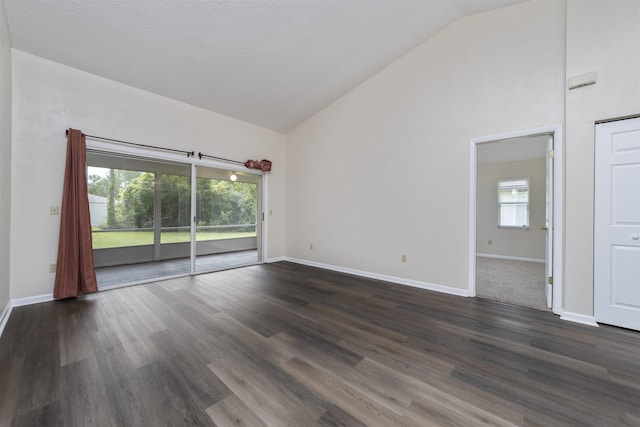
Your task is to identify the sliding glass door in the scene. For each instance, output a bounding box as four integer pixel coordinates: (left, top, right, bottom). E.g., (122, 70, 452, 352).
(87, 150, 262, 287)
(194, 165, 261, 273)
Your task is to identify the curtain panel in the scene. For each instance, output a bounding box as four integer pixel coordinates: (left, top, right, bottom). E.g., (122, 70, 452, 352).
(53, 129, 98, 298)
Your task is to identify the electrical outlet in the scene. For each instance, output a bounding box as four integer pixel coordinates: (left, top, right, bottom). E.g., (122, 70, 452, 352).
(49, 263, 56, 273)
(50, 206, 60, 215)
(401, 254, 407, 263)
(310, 243, 314, 250)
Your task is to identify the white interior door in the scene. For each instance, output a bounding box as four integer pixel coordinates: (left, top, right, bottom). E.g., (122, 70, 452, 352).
(594, 117, 640, 331)
(545, 135, 554, 308)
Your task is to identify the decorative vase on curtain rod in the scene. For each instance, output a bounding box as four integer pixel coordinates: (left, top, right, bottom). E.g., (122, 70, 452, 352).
(244, 159, 272, 172)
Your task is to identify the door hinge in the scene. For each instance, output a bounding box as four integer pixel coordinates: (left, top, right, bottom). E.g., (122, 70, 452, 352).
(262, 212, 265, 221)
(549, 150, 555, 159)
(548, 276, 553, 285)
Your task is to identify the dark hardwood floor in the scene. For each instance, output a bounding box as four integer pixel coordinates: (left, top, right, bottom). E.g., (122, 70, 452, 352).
(1, 261, 639, 426)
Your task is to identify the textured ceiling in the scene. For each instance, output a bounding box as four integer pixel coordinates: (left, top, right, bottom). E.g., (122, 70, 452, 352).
(3, 0, 524, 133)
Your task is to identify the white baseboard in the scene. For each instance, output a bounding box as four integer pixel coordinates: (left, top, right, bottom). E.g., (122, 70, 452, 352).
(284, 257, 469, 297)
(11, 293, 54, 307)
(560, 311, 599, 327)
(477, 253, 545, 263)
(266, 256, 286, 263)
(0, 300, 13, 340)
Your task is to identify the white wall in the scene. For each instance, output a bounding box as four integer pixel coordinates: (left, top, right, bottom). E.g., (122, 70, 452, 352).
(10, 51, 286, 300)
(285, 0, 565, 291)
(477, 158, 546, 260)
(0, 2, 12, 315)
(564, 0, 640, 315)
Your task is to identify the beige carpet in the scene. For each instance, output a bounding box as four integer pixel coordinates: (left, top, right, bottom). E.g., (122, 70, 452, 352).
(476, 256, 549, 311)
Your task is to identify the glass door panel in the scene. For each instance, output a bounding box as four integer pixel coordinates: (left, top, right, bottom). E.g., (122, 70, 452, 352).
(194, 165, 261, 273)
(87, 151, 191, 286)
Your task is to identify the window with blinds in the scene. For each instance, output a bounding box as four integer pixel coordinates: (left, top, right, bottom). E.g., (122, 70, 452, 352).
(497, 178, 530, 229)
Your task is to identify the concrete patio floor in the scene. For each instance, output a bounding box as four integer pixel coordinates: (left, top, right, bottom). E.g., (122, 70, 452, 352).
(96, 250, 259, 287)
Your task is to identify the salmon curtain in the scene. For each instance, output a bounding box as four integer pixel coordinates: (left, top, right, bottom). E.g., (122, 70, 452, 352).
(53, 129, 98, 299)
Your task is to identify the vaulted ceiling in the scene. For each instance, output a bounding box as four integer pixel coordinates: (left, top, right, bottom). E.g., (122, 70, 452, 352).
(3, 0, 524, 133)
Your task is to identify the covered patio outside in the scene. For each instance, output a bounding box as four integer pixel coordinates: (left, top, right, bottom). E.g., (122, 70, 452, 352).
(96, 249, 259, 287)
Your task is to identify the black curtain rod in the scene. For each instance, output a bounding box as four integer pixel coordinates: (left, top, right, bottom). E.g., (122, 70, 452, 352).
(198, 152, 244, 165)
(66, 129, 194, 157)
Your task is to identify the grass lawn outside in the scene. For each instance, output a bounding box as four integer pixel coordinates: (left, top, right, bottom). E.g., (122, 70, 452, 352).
(92, 230, 257, 249)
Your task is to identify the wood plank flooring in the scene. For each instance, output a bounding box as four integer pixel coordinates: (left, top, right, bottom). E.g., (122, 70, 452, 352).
(1, 261, 639, 426)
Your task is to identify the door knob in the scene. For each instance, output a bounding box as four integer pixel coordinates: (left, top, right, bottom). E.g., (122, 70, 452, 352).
(633, 235, 639, 240)
(540, 226, 548, 231)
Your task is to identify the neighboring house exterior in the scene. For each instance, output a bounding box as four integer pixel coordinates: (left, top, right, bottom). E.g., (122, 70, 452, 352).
(88, 194, 107, 228)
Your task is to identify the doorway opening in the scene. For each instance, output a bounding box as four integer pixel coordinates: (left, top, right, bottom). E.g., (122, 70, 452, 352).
(469, 126, 563, 315)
